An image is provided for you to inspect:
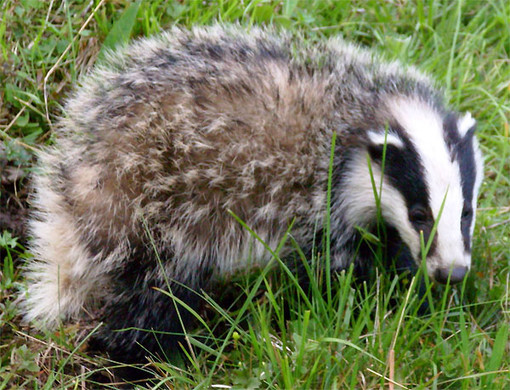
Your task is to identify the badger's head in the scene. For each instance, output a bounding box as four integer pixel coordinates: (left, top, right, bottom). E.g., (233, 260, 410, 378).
(336, 98, 484, 284)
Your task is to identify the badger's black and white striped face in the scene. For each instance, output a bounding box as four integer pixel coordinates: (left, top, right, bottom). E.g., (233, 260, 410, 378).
(344, 98, 483, 283)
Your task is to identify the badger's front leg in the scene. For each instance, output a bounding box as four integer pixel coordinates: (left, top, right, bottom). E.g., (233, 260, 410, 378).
(89, 256, 211, 366)
(328, 223, 419, 281)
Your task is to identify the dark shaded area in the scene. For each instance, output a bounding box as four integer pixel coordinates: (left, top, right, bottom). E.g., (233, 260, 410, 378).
(85, 245, 214, 384)
(0, 151, 30, 240)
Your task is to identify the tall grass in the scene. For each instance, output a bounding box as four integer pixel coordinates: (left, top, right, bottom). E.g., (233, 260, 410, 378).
(1, 0, 508, 388)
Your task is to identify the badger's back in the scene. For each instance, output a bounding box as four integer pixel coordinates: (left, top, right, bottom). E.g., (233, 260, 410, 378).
(23, 25, 482, 363)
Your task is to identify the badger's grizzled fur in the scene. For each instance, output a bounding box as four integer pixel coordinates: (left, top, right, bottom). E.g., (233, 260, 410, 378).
(24, 25, 483, 363)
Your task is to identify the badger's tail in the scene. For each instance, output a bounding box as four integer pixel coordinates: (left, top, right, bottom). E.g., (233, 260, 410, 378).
(22, 156, 118, 328)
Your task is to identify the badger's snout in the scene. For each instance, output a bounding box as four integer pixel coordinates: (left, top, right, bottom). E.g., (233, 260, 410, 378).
(433, 265, 469, 284)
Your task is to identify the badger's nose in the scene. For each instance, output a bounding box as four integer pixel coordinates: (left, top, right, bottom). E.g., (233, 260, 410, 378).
(434, 266, 469, 284)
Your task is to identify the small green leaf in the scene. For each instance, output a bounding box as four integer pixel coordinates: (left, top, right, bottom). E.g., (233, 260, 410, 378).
(354, 226, 381, 244)
(166, 2, 186, 19)
(283, 0, 298, 18)
(12, 345, 40, 373)
(0, 231, 18, 249)
(14, 6, 24, 18)
(98, 1, 141, 61)
(15, 112, 29, 127)
(22, 128, 42, 144)
(251, 5, 274, 23)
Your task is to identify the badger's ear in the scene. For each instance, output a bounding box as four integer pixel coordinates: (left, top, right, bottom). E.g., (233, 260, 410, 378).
(457, 112, 477, 138)
(366, 130, 404, 161)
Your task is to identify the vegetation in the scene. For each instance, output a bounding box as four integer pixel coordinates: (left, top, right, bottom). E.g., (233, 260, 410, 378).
(1, 0, 508, 388)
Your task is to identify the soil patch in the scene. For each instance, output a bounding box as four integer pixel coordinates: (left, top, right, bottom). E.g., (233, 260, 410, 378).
(0, 148, 30, 240)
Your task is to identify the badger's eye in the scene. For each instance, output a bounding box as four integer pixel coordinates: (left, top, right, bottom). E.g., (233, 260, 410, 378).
(461, 206, 473, 220)
(409, 206, 429, 225)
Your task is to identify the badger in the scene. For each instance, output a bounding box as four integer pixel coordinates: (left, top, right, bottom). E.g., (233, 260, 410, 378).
(23, 25, 483, 363)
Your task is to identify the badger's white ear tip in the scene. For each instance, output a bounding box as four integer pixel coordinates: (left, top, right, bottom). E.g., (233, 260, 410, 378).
(458, 112, 476, 136)
(366, 130, 404, 148)
(464, 111, 476, 125)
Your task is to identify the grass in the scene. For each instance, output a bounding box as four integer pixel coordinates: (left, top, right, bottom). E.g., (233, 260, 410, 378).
(1, 0, 509, 388)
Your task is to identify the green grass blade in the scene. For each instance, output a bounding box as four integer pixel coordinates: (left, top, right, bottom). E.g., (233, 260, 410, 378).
(98, 1, 141, 61)
(485, 323, 509, 385)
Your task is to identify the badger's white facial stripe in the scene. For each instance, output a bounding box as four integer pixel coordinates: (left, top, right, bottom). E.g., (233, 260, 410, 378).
(367, 130, 405, 149)
(388, 98, 470, 275)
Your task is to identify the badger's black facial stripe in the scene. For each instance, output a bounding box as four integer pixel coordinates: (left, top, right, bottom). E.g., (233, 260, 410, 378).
(442, 113, 461, 154)
(456, 134, 477, 251)
(367, 123, 437, 254)
(368, 125, 428, 210)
